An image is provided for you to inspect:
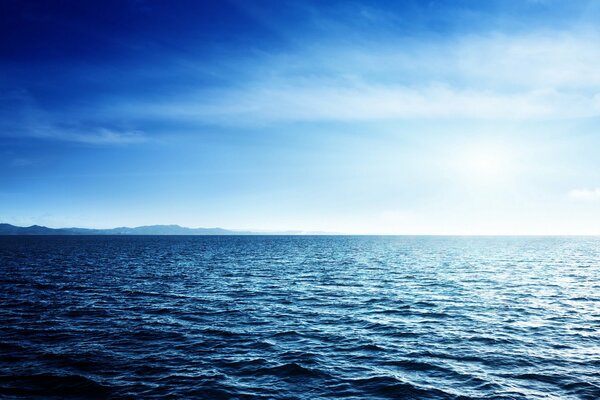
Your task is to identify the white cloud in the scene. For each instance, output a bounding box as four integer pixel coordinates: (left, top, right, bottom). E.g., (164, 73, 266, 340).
(0, 91, 147, 145)
(452, 31, 600, 89)
(117, 30, 600, 125)
(37, 128, 148, 145)
(568, 188, 600, 201)
(138, 83, 600, 125)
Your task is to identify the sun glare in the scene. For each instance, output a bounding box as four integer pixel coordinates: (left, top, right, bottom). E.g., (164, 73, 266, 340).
(468, 151, 502, 176)
(456, 142, 513, 183)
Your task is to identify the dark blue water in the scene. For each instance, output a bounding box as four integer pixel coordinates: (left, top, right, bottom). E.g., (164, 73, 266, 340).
(1, 236, 599, 399)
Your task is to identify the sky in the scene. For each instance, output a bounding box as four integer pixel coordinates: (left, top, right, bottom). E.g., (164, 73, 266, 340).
(2, 0, 600, 234)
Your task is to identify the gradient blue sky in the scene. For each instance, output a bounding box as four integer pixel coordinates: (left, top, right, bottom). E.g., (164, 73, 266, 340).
(2, 0, 600, 234)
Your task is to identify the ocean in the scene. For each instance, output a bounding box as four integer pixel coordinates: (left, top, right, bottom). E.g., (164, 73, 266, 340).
(0, 236, 598, 399)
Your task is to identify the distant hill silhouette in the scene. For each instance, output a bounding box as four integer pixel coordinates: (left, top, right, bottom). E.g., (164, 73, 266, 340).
(0, 223, 331, 235)
(0, 223, 250, 235)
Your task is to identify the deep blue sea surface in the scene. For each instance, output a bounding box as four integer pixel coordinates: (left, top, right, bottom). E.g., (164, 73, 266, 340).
(0, 236, 599, 399)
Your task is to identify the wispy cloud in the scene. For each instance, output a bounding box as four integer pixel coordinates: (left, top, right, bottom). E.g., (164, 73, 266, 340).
(9, 157, 39, 167)
(450, 31, 600, 88)
(32, 128, 147, 145)
(568, 188, 600, 201)
(112, 30, 600, 126)
(0, 91, 147, 145)
(141, 84, 600, 125)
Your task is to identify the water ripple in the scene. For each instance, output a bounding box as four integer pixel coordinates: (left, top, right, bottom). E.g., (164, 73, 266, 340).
(1, 235, 599, 399)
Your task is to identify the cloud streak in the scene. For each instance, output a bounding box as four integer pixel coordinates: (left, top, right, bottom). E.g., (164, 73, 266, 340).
(31, 128, 147, 145)
(140, 84, 600, 125)
(0, 91, 146, 145)
(569, 188, 600, 201)
(112, 30, 600, 126)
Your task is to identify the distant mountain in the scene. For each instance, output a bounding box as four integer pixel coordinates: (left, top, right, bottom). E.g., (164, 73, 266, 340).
(0, 224, 65, 235)
(0, 223, 251, 236)
(96, 225, 248, 235)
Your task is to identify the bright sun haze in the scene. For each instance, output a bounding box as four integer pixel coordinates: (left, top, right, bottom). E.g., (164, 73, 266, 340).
(1, 0, 600, 234)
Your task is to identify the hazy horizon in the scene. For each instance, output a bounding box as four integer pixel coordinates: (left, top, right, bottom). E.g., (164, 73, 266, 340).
(2, 1, 600, 235)
(3, 221, 600, 237)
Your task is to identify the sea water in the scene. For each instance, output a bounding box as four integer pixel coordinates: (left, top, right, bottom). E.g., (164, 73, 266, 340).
(1, 236, 599, 399)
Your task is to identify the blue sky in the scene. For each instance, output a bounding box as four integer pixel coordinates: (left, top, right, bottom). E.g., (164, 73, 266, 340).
(2, 0, 600, 234)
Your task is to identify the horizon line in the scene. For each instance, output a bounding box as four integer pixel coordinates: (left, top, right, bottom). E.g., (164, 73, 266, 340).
(1, 223, 599, 237)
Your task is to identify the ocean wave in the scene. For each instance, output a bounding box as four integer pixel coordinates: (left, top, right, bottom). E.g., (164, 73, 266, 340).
(1, 235, 598, 399)
(0, 374, 114, 398)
